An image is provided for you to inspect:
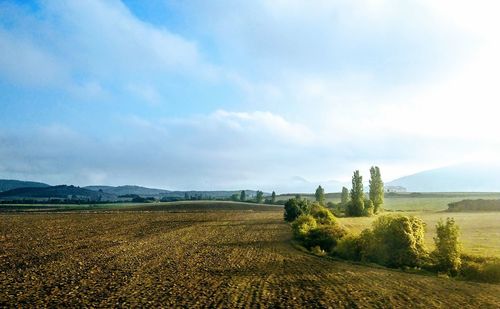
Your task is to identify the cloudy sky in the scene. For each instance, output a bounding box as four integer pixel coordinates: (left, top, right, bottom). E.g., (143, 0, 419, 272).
(1, 0, 499, 192)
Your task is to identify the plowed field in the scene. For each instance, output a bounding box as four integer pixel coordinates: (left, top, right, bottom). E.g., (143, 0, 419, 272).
(1, 209, 499, 307)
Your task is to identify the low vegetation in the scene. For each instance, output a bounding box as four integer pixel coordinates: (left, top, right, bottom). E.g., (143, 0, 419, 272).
(284, 199, 500, 283)
(447, 199, 500, 212)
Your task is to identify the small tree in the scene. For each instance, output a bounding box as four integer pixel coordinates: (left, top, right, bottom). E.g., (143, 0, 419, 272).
(256, 191, 264, 203)
(369, 166, 384, 214)
(310, 203, 338, 225)
(341, 186, 349, 205)
(284, 198, 311, 222)
(230, 193, 239, 201)
(347, 170, 364, 216)
(315, 185, 325, 205)
(271, 191, 276, 204)
(433, 218, 462, 275)
(240, 190, 246, 202)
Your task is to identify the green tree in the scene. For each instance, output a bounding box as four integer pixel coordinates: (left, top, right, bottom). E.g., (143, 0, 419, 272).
(271, 191, 276, 204)
(315, 185, 325, 205)
(341, 186, 349, 205)
(347, 170, 365, 216)
(283, 198, 311, 222)
(364, 215, 428, 268)
(256, 190, 264, 203)
(433, 218, 462, 275)
(231, 193, 239, 201)
(240, 190, 246, 202)
(369, 166, 384, 214)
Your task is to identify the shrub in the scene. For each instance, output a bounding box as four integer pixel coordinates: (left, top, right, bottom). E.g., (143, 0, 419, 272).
(304, 224, 348, 252)
(433, 218, 461, 275)
(363, 215, 428, 268)
(335, 234, 363, 261)
(284, 198, 311, 222)
(310, 204, 338, 225)
(362, 199, 374, 216)
(291, 215, 317, 240)
(459, 255, 500, 283)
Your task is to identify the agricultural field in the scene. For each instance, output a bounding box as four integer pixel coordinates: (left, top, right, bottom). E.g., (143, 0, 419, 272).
(1, 205, 499, 307)
(340, 211, 500, 257)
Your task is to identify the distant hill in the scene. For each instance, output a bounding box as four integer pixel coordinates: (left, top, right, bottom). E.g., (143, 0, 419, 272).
(387, 163, 500, 192)
(85, 185, 170, 197)
(0, 179, 50, 192)
(0, 185, 116, 201)
(85, 185, 266, 199)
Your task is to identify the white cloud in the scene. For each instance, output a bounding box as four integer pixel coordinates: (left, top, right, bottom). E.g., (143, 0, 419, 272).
(0, 28, 68, 87)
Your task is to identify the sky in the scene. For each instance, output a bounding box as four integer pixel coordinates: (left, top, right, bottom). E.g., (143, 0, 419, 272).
(1, 0, 500, 192)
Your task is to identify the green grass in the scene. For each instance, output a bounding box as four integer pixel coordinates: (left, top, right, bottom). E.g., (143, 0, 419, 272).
(278, 192, 500, 211)
(339, 211, 500, 257)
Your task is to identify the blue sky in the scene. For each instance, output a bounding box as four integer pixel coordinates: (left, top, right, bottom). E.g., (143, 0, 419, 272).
(1, 0, 499, 192)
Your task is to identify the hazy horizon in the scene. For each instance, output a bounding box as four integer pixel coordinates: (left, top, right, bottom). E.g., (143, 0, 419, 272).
(1, 1, 500, 191)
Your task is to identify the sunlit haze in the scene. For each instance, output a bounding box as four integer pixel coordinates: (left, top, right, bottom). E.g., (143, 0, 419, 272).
(1, 0, 500, 192)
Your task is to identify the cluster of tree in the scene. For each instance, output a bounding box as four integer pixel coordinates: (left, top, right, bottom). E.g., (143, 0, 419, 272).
(284, 198, 497, 281)
(341, 166, 384, 217)
(285, 197, 347, 254)
(230, 190, 277, 204)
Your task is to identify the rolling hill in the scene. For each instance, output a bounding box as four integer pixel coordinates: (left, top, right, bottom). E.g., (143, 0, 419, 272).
(0, 179, 50, 192)
(387, 162, 500, 192)
(0, 185, 116, 201)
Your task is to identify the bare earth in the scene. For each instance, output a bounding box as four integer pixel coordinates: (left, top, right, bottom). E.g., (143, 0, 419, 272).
(1, 210, 499, 308)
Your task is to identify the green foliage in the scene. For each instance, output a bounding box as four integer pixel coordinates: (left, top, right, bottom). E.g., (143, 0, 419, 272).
(304, 225, 348, 252)
(315, 185, 325, 205)
(334, 234, 363, 261)
(271, 191, 276, 204)
(231, 193, 240, 201)
(291, 214, 317, 240)
(348, 170, 365, 217)
(310, 204, 338, 225)
(369, 166, 384, 214)
(362, 215, 429, 268)
(341, 186, 349, 205)
(459, 255, 500, 283)
(433, 218, 461, 275)
(240, 190, 246, 201)
(362, 199, 374, 217)
(283, 198, 311, 222)
(256, 191, 264, 203)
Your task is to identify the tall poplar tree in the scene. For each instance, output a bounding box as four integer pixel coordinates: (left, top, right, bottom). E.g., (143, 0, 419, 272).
(349, 170, 364, 216)
(240, 190, 246, 201)
(369, 166, 384, 214)
(341, 186, 349, 205)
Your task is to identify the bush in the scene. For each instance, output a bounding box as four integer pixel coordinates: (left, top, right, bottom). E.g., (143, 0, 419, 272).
(362, 199, 374, 216)
(459, 255, 500, 283)
(304, 224, 348, 252)
(284, 198, 311, 222)
(362, 215, 429, 268)
(291, 215, 317, 240)
(335, 234, 363, 261)
(310, 204, 338, 225)
(433, 218, 461, 275)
